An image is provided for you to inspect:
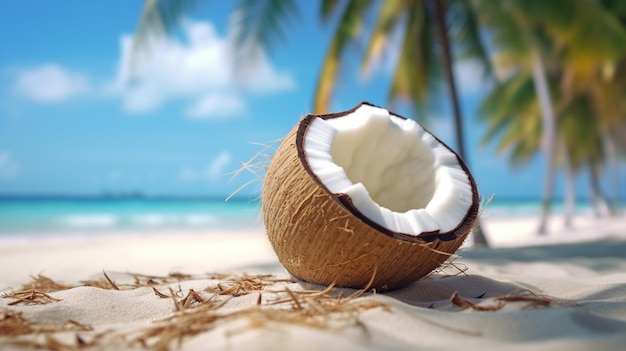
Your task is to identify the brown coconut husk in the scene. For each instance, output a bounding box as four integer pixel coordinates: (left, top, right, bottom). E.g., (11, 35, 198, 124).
(262, 103, 479, 291)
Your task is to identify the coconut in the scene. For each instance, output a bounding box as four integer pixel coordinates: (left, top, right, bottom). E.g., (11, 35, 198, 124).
(262, 102, 479, 291)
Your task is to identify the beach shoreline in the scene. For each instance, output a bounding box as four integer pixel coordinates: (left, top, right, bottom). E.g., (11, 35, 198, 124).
(2, 213, 626, 350)
(2, 213, 625, 289)
(0, 229, 274, 291)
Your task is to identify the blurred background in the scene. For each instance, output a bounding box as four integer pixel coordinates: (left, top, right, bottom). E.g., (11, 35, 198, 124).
(0, 0, 624, 243)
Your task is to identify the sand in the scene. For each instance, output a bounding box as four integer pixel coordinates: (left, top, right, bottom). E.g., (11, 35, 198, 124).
(1, 214, 626, 350)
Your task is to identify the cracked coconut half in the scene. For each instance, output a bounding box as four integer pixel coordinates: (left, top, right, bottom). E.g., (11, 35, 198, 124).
(262, 102, 479, 290)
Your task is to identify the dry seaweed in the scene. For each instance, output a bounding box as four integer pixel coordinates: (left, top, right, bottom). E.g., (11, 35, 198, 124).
(21, 275, 73, 293)
(2, 272, 389, 351)
(134, 281, 389, 351)
(80, 271, 211, 291)
(204, 273, 293, 297)
(102, 271, 120, 290)
(152, 287, 169, 299)
(129, 272, 226, 287)
(450, 289, 568, 312)
(494, 289, 573, 309)
(3, 289, 62, 306)
(450, 291, 504, 311)
(13, 271, 237, 293)
(6, 332, 110, 351)
(0, 310, 93, 338)
(13, 272, 120, 292)
(424, 255, 470, 279)
(178, 289, 208, 310)
(225, 139, 279, 202)
(1, 310, 35, 335)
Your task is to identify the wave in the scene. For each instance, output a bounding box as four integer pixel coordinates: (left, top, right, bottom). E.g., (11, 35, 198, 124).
(132, 214, 177, 226)
(183, 215, 218, 225)
(59, 213, 220, 229)
(131, 214, 218, 227)
(59, 214, 119, 228)
(0, 199, 263, 235)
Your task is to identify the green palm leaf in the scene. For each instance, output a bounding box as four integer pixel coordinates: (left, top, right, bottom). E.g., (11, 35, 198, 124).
(230, 0, 299, 53)
(360, 0, 407, 78)
(449, 0, 492, 76)
(313, 0, 374, 113)
(133, 0, 198, 52)
(388, 3, 441, 117)
(320, 0, 342, 20)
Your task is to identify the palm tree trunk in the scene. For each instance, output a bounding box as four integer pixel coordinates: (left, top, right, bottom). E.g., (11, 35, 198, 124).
(563, 148, 575, 228)
(434, 0, 489, 247)
(602, 131, 620, 209)
(530, 49, 557, 235)
(434, 0, 466, 159)
(590, 164, 613, 217)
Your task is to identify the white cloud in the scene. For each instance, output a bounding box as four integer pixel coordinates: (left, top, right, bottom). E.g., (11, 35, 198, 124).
(0, 151, 20, 179)
(180, 151, 232, 183)
(13, 64, 91, 102)
(186, 93, 245, 119)
(109, 20, 295, 118)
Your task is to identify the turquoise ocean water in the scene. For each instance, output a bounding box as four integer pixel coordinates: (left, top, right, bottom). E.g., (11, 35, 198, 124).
(0, 196, 619, 238)
(0, 197, 263, 237)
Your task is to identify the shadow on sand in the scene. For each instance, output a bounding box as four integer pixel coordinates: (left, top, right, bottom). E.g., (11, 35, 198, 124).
(460, 238, 626, 263)
(236, 238, 626, 310)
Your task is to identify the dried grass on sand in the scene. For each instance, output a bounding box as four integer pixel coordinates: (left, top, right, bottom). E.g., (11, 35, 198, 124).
(1, 272, 390, 351)
(1, 262, 570, 351)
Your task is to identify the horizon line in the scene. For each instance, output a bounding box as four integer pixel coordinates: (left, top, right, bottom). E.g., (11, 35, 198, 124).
(0, 193, 613, 204)
(0, 193, 259, 202)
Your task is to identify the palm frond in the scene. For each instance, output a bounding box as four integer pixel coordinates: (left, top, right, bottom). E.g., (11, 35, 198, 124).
(449, 0, 492, 77)
(230, 0, 299, 57)
(388, 3, 441, 119)
(560, 1, 626, 70)
(480, 70, 542, 163)
(473, 0, 528, 56)
(320, 0, 342, 21)
(133, 0, 198, 53)
(559, 95, 605, 171)
(313, 0, 374, 113)
(600, 0, 626, 19)
(360, 0, 407, 78)
(480, 74, 533, 122)
(129, 0, 198, 82)
(501, 111, 541, 165)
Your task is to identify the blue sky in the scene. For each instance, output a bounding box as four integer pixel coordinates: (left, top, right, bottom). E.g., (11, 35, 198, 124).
(0, 1, 622, 201)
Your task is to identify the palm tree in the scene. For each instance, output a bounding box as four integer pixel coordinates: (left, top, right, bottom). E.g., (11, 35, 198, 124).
(131, 0, 493, 245)
(473, 0, 626, 233)
(574, 0, 626, 211)
(559, 95, 614, 217)
(472, 0, 559, 235)
(479, 73, 543, 167)
(479, 66, 620, 222)
(545, 0, 626, 216)
(311, 0, 491, 151)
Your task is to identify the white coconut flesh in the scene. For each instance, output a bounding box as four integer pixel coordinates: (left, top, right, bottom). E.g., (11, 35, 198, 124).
(304, 104, 474, 236)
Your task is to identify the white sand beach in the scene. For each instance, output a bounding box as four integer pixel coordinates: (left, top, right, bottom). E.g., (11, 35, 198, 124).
(1, 214, 626, 350)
